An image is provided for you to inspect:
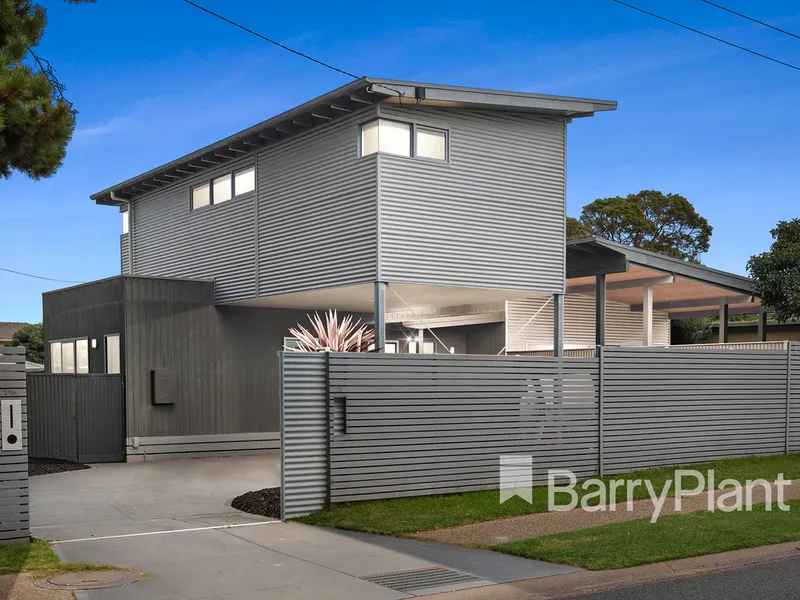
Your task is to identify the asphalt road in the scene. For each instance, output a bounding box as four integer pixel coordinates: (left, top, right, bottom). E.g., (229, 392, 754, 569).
(572, 556, 800, 600)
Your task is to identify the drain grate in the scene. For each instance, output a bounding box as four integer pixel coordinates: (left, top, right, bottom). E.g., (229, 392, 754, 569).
(362, 566, 482, 593)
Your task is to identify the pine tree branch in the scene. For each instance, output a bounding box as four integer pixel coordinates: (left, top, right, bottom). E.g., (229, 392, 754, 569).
(28, 49, 71, 104)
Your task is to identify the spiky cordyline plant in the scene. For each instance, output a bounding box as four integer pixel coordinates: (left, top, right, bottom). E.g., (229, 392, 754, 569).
(287, 310, 375, 352)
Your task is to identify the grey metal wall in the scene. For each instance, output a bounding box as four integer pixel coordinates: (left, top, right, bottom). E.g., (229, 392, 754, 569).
(257, 107, 379, 297)
(378, 104, 567, 293)
(43, 277, 125, 374)
(281, 346, 800, 512)
(27, 374, 125, 463)
(601, 347, 789, 473)
(327, 353, 599, 502)
(123, 106, 379, 304)
(0, 347, 29, 543)
(280, 352, 328, 519)
(121, 234, 130, 274)
(129, 156, 257, 303)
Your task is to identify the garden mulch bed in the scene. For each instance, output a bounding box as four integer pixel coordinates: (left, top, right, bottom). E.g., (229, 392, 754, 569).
(231, 487, 281, 519)
(29, 457, 91, 477)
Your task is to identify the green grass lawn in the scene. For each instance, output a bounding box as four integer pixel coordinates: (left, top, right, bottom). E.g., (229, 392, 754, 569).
(0, 539, 118, 577)
(296, 453, 800, 535)
(493, 499, 800, 570)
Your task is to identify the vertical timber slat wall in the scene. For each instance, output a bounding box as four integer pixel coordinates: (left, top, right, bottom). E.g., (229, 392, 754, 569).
(327, 353, 599, 503)
(0, 348, 30, 543)
(281, 352, 328, 519)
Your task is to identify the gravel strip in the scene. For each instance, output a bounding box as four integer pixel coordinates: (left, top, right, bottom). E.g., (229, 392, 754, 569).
(29, 458, 91, 477)
(231, 487, 281, 519)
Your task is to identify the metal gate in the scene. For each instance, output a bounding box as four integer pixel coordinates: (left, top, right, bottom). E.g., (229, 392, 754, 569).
(27, 374, 125, 463)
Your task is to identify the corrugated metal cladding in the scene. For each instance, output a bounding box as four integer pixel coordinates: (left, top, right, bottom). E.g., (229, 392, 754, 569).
(327, 353, 600, 502)
(602, 347, 792, 473)
(378, 104, 566, 293)
(121, 235, 130, 274)
(258, 107, 379, 297)
(791, 342, 800, 453)
(123, 276, 344, 439)
(130, 156, 257, 303)
(42, 277, 125, 374)
(0, 348, 29, 543)
(506, 294, 670, 351)
(280, 352, 328, 519)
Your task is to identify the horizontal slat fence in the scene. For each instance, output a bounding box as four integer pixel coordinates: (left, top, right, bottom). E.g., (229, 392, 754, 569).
(0, 347, 29, 544)
(281, 344, 800, 517)
(327, 354, 599, 503)
(602, 347, 789, 473)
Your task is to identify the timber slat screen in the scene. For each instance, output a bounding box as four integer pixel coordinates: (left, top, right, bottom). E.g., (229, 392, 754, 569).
(328, 354, 599, 503)
(280, 344, 800, 518)
(0, 347, 30, 543)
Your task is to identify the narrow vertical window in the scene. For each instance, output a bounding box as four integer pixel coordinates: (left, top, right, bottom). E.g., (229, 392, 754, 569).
(122, 210, 129, 234)
(75, 339, 89, 374)
(62, 342, 75, 374)
(191, 183, 210, 210)
(212, 174, 232, 204)
(105, 334, 121, 374)
(50, 342, 62, 373)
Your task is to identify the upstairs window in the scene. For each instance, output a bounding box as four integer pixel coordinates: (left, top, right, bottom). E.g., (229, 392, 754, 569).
(191, 183, 210, 210)
(361, 119, 411, 158)
(360, 119, 447, 162)
(122, 210, 129, 234)
(191, 167, 255, 210)
(416, 127, 447, 161)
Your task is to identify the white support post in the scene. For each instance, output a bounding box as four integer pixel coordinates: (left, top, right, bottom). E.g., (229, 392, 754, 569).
(642, 286, 654, 347)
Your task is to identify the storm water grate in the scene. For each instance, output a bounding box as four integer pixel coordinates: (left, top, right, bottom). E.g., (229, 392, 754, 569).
(361, 566, 482, 593)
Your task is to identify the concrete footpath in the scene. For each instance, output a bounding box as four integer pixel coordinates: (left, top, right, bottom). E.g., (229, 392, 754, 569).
(418, 541, 800, 600)
(420, 480, 800, 546)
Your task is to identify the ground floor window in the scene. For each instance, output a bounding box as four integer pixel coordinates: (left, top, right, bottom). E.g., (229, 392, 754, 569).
(50, 338, 89, 374)
(105, 334, 121, 374)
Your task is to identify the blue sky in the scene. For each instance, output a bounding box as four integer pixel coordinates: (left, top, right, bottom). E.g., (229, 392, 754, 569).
(1, 0, 798, 322)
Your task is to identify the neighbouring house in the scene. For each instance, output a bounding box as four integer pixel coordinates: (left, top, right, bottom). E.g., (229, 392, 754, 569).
(709, 319, 800, 344)
(39, 77, 768, 461)
(0, 322, 27, 345)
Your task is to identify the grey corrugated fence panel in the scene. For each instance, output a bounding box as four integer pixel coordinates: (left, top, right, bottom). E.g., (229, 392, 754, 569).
(281, 352, 329, 519)
(27, 374, 124, 463)
(790, 342, 800, 452)
(601, 347, 790, 473)
(378, 105, 567, 293)
(326, 353, 599, 503)
(0, 347, 30, 543)
(672, 341, 788, 351)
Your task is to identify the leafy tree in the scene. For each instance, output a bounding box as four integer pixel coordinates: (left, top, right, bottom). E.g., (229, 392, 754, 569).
(10, 322, 43, 363)
(568, 190, 712, 262)
(748, 219, 800, 323)
(0, 0, 93, 180)
(566, 216, 592, 241)
(670, 317, 713, 345)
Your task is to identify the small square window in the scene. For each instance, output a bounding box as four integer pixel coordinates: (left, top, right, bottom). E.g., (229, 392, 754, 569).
(234, 168, 255, 195)
(360, 119, 411, 158)
(422, 341, 436, 354)
(192, 183, 210, 210)
(416, 128, 447, 161)
(213, 174, 232, 204)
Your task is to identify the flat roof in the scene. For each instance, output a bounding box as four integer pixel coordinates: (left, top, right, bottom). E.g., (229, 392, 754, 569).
(91, 77, 616, 206)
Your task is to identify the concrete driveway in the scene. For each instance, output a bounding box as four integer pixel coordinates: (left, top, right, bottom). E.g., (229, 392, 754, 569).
(31, 455, 578, 599)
